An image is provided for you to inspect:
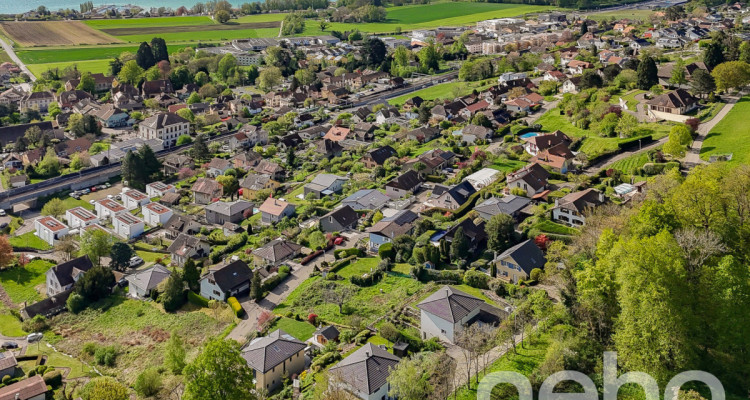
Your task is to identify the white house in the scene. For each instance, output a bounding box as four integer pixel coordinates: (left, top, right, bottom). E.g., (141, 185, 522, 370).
(551, 188, 605, 226)
(146, 181, 176, 198)
(34, 216, 69, 246)
(199, 260, 252, 301)
(127, 264, 171, 299)
(64, 207, 99, 229)
(417, 286, 503, 344)
(137, 112, 190, 147)
(328, 343, 400, 400)
(142, 202, 173, 227)
(94, 198, 126, 221)
(122, 189, 151, 210)
(45, 255, 93, 297)
(113, 213, 144, 239)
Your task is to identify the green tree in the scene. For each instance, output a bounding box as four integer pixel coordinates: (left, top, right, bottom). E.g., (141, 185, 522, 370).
(670, 58, 687, 87)
(66, 292, 85, 314)
(75, 265, 115, 301)
(36, 147, 60, 177)
(47, 102, 61, 118)
(136, 41, 156, 70)
(257, 66, 282, 91)
(215, 9, 231, 23)
(176, 134, 193, 146)
(164, 330, 187, 374)
(191, 134, 209, 161)
(79, 377, 128, 400)
(109, 242, 133, 272)
(363, 37, 386, 67)
(486, 213, 515, 253)
(77, 72, 96, 94)
(711, 60, 750, 92)
(183, 258, 200, 292)
(616, 113, 639, 137)
(319, 20, 329, 31)
(41, 197, 65, 218)
(671, 124, 693, 146)
(216, 174, 239, 200)
(704, 42, 725, 70)
(294, 68, 315, 86)
(637, 56, 658, 90)
(150, 37, 169, 63)
(177, 108, 195, 123)
(119, 60, 145, 86)
(80, 230, 114, 266)
(690, 69, 716, 98)
(450, 227, 469, 261)
(218, 53, 238, 81)
(183, 339, 257, 400)
(186, 92, 202, 105)
(418, 43, 440, 73)
(162, 270, 186, 312)
(664, 130, 687, 157)
(250, 273, 262, 301)
(598, 112, 620, 137)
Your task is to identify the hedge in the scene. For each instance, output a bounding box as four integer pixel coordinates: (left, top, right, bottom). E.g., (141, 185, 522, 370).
(301, 250, 323, 265)
(330, 255, 357, 273)
(350, 269, 384, 287)
(617, 135, 653, 150)
(464, 269, 490, 289)
(188, 291, 210, 308)
(228, 297, 243, 317)
(334, 248, 363, 260)
(262, 266, 291, 292)
(43, 370, 62, 388)
(642, 161, 680, 176)
(416, 268, 464, 284)
(378, 243, 394, 261)
(424, 175, 444, 183)
(424, 190, 482, 221)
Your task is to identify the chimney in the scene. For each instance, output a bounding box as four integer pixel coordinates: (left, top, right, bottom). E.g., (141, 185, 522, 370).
(365, 351, 370, 357)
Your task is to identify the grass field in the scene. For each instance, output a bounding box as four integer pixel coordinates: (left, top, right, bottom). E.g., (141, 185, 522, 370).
(84, 16, 218, 29)
(24, 343, 97, 379)
(116, 28, 281, 44)
(490, 158, 527, 173)
(701, 96, 750, 164)
(269, 316, 316, 341)
(609, 146, 660, 174)
(28, 59, 112, 77)
(0, 259, 55, 304)
(0, 304, 26, 337)
(0, 50, 11, 64)
(1, 21, 121, 47)
(9, 231, 52, 251)
(586, 8, 655, 21)
(17, 44, 191, 64)
(389, 80, 495, 105)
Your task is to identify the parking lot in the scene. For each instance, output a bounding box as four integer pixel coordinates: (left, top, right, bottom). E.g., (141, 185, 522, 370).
(74, 182, 125, 204)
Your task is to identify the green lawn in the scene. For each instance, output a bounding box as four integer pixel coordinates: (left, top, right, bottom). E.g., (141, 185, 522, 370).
(587, 8, 655, 21)
(533, 219, 579, 235)
(0, 305, 26, 337)
(9, 231, 52, 251)
(701, 96, 750, 164)
(17, 44, 191, 64)
(24, 343, 97, 379)
(116, 28, 281, 43)
(57, 196, 95, 211)
(28, 59, 112, 77)
(84, 16, 217, 29)
(414, 283, 497, 307)
(389, 81, 495, 105)
(0, 259, 55, 304)
(490, 158, 527, 173)
(338, 257, 380, 278)
(615, 89, 646, 111)
(269, 316, 316, 341)
(609, 146, 660, 174)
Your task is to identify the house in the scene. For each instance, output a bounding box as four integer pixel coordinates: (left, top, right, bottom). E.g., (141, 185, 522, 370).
(316, 138, 344, 158)
(163, 154, 193, 175)
(441, 218, 487, 251)
(474, 195, 531, 221)
(57, 89, 93, 109)
(138, 112, 190, 147)
(504, 97, 531, 113)
(253, 239, 303, 266)
(200, 260, 253, 301)
(205, 200, 252, 225)
(168, 233, 210, 266)
(311, 325, 339, 348)
(122, 189, 150, 210)
(362, 146, 397, 168)
(45, 255, 93, 297)
(240, 174, 280, 200)
(242, 330, 306, 392)
(0, 375, 48, 400)
(8, 174, 27, 188)
(543, 70, 567, 82)
(55, 137, 92, 158)
(0, 351, 17, 380)
(258, 197, 296, 224)
(367, 210, 418, 252)
(386, 170, 422, 199)
(127, 264, 171, 299)
(206, 158, 232, 178)
(464, 168, 501, 190)
(253, 160, 286, 181)
(417, 286, 503, 344)
(430, 181, 476, 210)
(93, 104, 129, 128)
(328, 343, 400, 400)
(142, 202, 173, 226)
(506, 163, 549, 196)
(551, 188, 605, 226)
(341, 189, 390, 211)
(232, 151, 263, 170)
(299, 125, 329, 140)
(404, 149, 455, 175)
(164, 214, 201, 240)
(562, 77, 581, 94)
(34, 216, 69, 246)
(320, 205, 359, 232)
(645, 89, 699, 122)
(94, 198, 126, 221)
(323, 126, 351, 142)
(65, 207, 99, 229)
(20, 91, 54, 112)
(567, 60, 593, 75)
(498, 72, 528, 85)
(146, 181, 176, 198)
(113, 213, 144, 239)
(191, 178, 223, 205)
(458, 124, 494, 142)
(304, 174, 348, 199)
(277, 132, 303, 151)
(522, 130, 571, 156)
(375, 106, 401, 124)
(530, 142, 575, 173)
(405, 126, 440, 143)
(352, 122, 376, 141)
(142, 79, 174, 98)
(494, 240, 546, 283)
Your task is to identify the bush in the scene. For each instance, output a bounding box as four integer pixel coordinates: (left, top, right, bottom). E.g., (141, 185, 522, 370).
(187, 291, 210, 308)
(22, 315, 48, 333)
(378, 243, 394, 261)
(1, 375, 12, 384)
(262, 267, 291, 292)
(329, 255, 356, 273)
(350, 269, 383, 287)
(134, 367, 162, 397)
(94, 345, 117, 367)
(354, 329, 371, 344)
(464, 269, 490, 289)
(43, 370, 62, 388)
(82, 342, 97, 356)
(379, 322, 400, 343)
(310, 351, 341, 371)
(308, 313, 318, 325)
(529, 268, 542, 281)
(227, 297, 243, 317)
(66, 292, 85, 314)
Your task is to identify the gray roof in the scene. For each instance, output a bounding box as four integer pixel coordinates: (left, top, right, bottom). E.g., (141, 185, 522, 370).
(141, 112, 188, 129)
(474, 195, 531, 218)
(47, 255, 93, 288)
(495, 240, 546, 275)
(126, 264, 171, 292)
(417, 285, 487, 323)
(329, 343, 400, 395)
(242, 329, 307, 373)
(205, 200, 253, 217)
(305, 174, 348, 192)
(322, 205, 359, 228)
(342, 189, 390, 210)
(253, 239, 302, 263)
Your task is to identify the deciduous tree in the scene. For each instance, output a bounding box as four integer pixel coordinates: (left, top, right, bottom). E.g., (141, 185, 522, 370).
(183, 339, 257, 400)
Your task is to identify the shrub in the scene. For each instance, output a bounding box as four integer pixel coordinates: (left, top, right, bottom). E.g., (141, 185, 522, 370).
(354, 329, 371, 344)
(350, 270, 383, 287)
(43, 370, 62, 388)
(308, 313, 318, 325)
(187, 291, 209, 308)
(134, 367, 162, 397)
(227, 297, 243, 317)
(66, 292, 85, 314)
(530, 268, 542, 281)
(22, 315, 48, 333)
(1, 375, 12, 384)
(262, 267, 291, 292)
(378, 242, 394, 261)
(379, 322, 400, 343)
(94, 345, 117, 367)
(310, 351, 341, 371)
(464, 269, 490, 289)
(82, 342, 98, 356)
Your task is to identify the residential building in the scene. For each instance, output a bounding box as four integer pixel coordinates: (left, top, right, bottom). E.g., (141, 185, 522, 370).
(645, 88, 699, 122)
(64, 207, 99, 229)
(551, 188, 605, 226)
(113, 213, 144, 239)
(168, 233, 210, 266)
(474, 195, 531, 221)
(20, 91, 54, 112)
(240, 174, 280, 200)
(362, 145, 397, 168)
(253, 239, 302, 266)
(258, 197, 296, 225)
(191, 178, 223, 205)
(328, 343, 401, 400)
(530, 142, 575, 173)
(0, 375, 48, 400)
(505, 163, 550, 196)
(341, 189, 389, 211)
(494, 240, 546, 283)
(138, 112, 190, 147)
(146, 181, 176, 198)
(323, 126, 351, 142)
(367, 210, 418, 252)
(142, 202, 173, 226)
(562, 77, 581, 93)
(206, 158, 232, 178)
(311, 325, 339, 348)
(205, 200, 252, 225)
(303, 174, 348, 199)
(430, 181, 476, 210)
(127, 264, 171, 299)
(164, 214, 201, 240)
(0, 351, 17, 380)
(34, 216, 69, 246)
(242, 330, 306, 392)
(94, 198, 127, 221)
(45, 255, 93, 297)
(320, 205, 359, 232)
(385, 170, 423, 199)
(163, 154, 192, 175)
(417, 286, 503, 343)
(199, 260, 253, 301)
(122, 189, 150, 210)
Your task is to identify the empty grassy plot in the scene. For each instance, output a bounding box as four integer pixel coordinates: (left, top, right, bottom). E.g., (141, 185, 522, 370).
(269, 316, 316, 341)
(99, 21, 280, 37)
(389, 80, 494, 105)
(84, 15, 216, 29)
(0, 259, 55, 304)
(1, 21, 121, 47)
(28, 59, 112, 78)
(115, 28, 281, 43)
(9, 231, 52, 251)
(701, 96, 750, 164)
(0, 304, 26, 337)
(587, 8, 655, 21)
(609, 147, 660, 174)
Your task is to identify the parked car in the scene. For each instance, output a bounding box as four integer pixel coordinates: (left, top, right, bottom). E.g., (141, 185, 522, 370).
(104, 183, 111, 189)
(89, 199, 96, 205)
(1, 341, 18, 349)
(0, 209, 6, 216)
(27, 332, 43, 342)
(129, 256, 144, 267)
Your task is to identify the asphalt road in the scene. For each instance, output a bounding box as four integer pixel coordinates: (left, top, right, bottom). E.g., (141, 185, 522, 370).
(0, 38, 36, 82)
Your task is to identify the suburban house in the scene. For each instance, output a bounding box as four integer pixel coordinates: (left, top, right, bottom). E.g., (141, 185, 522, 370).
(494, 240, 547, 283)
(205, 200, 253, 225)
(258, 197, 296, 225)
(253, 239, 302, 266)
(323, 126, 351, 142)
(328, 343, 401, 400)
(551, 188, 606, 226)
(304, 174, 348, 199)
(403, 149, 455, 175)
(474, 195, 531, 221)
(206, 158, 233, 178)
(441, 218, 487, 252)
(45, 255, 93, 297)
(504, 97, 531, 113)
(562, 77, 581, 93)
(146, 181, 176, 198)
(341, 189, 390, 211)
(530, 142, 576, 174)
(254, 160, 286, 181)
(645, 88, 699, 122)
(310, 325, 340, 348)
(20, 91, 54, 112)
(113, 213, 144, 239)
(191, 178, 223, 205)
(122, 189, 151, 210)
(34, 216, 69, 246)
(199, 259, 253, 301)
(142, 202, 174, 226)
(127, 264, 171, 299)
(168, 233, 210, 266)
(8, 175, 24, 188)
(320, 205, 360, 232)
(242, 329, 306, 392)
(137, 112, 190, 147)
(164, 214, 201, 240)
(316, 139, 344, 158)
(522, 130, 571, 156)
(93, 104, 130, 128)
(0, 375, 48, 400)
(94, 198, 127, 221)
(64, 207, 99, 229)
(240, 174, 280, 200)
(0, 351, 17, 381)
(367, 210, 418, 252)
(163, 154, 192, 175)
(430, 181, 476, 210)
(362, 146, 398, 168)
(505, 163, 550, 196)
(417, 286, 504, 344)
(385, 170, 423, 199)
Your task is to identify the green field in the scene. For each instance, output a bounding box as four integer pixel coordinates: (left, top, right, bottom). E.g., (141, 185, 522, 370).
(269, 316, 316, 341)
(115, 28, 281, 44)
(0, 259, 55, 304)
(9, 231, 52, 251)
(18, 44, 191, 64)
(28, 59, 112, 77)
(701, 96, 750, 164)
(490, 158, 527, 173)
(84, 16, 218, 29)
(389, 80, 495, 105)
(609, 146, 660, 174)
(0, 304, 26, 337)
(587, 8, 655, 21)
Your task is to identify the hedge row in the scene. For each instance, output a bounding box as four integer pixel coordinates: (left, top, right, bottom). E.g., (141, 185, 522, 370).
(329, 255, 357, 273)
(617, 135, 653, 150)
(301, 249, 324, 265)
(262, 266, 291, 292)
(350, 269, 384, 287)
(228, 297, 243, 317)
(334, 248, 363, 260)
(188, 291, 210, 308)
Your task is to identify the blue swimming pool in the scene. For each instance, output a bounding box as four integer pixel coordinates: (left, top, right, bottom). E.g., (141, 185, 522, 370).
(519, 132, 540, 139)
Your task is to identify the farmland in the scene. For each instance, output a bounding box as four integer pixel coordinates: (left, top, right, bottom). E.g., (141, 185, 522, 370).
(701, 96, 750, 164)
(0, 21, 121, 47)
(27, 59, 112, 77)
(17, 44, 191, 64)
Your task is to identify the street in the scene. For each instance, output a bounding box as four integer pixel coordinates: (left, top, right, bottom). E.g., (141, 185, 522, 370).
(0, 37, 36, 82)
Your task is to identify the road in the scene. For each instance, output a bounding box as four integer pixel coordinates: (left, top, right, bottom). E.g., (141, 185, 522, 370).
(0, 37, 36, 82)
(342, 70, 460, 111)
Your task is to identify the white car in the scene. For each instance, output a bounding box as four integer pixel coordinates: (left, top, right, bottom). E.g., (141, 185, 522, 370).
(27, 332, 43, 342)
(129, 256, 144, 268)
(0, 210, 6, 216)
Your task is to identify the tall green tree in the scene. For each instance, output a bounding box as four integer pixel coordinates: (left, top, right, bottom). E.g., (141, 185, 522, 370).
(183, 339, 257, 400)
(711, 60, 750, 92)
(109, 242, 133, 272)
(450, 227, 469, 261)
(183, 258, 200, 292)
(136, 41, 156, 70)
(636, 56, 658, 90)
(150, 37, 169, 63)
(119, 60, 145, 86)
(704, 42, 725, 70)
(77, 72, 96, 94)
(164, 330, 187, 374)
(486, 214, 515, 253)
(191, 134, 209, 161)
(80, 230, 114, 267)
(690, 68, 716, 98)
(75, 265, 115, 301)
(670, 58, 687, 87)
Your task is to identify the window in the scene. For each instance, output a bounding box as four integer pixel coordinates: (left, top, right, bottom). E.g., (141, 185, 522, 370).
(213, 290, 221, 296)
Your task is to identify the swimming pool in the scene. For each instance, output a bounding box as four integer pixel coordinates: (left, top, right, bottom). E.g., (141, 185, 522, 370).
(519, 132, 540, 139)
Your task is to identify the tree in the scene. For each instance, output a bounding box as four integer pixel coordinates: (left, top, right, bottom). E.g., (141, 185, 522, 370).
(119, 60, 145, 86)
(450, 227, 469, 261)
(581, 21, 588, 35)
(0, 236, 12, 270)
(75, 265, 115, 302)
(616, 113, 639, 138)
(257, 66, 282, 91)
(487, 214, 515, 253)
(78, 377, 128, 400)
(109, 57, 123, 76)
(319, 20, 329, 31)
(308, 230, 327, 250)
(162, 270, 186, 312)
(664, 130, 687, 157)
(47, 102, 61, 118)
(80, 230, 114, 266)
(183, 258, 200, 292)
(704, 42, 725, 70)
(54, 236, 77, 262)
(711, 61, 750, 92)
(191, 134, 209, 161)
(66, 292, 85, 314)
(164, 330, 187, 374)
(177, 109, 195, 124)
(690, 69, 716, 98)
(670, 58, 687, 87)
(418, 43, 440, 72)
(322, 282, 356, 313)
(216, 174, 239, 200)
(109, 242, 133, 272)
(671, 124, 693, 146)
(41, 198, 65, 218)
(580, 69, 603, 89)
(387, 353, 433, 400)
(215, 9, 231, 23)
(183, 339, 257, 400)
(294, 68, 315, 86)
(35, 147, 60, 177)
(250, 273, 262, 301)
(134, 367, 162, 397)
(363, 37, 386, 67)
(150, 37, 169, 63)
(136, 42, 156, 70)
(637, 56, 658, 90)
(77, 72, 96, 94)
(218, 53, 238, 81)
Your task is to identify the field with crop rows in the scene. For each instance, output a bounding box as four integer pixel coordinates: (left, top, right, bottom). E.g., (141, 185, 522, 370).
(1, 21, 121, 46)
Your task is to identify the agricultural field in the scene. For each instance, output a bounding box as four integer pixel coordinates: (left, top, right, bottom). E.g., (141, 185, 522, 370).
(83, 15, 218, 29)
(0, 21, 121, 47)
(17, 44, 192, 65)
(586, 8, 655, 21)
(0, 259, 55, 304)
(701, 96, 750, 164)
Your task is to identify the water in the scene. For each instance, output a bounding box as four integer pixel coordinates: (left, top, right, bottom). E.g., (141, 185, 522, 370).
(519, 132, 540, 139)
(0, 1, 253, 15)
